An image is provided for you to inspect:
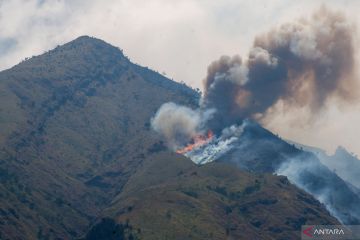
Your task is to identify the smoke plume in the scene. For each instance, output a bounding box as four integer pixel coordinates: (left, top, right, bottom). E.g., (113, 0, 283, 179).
(151, 102, 214, 148)
(151, 102, 201, 148)
(203, 6, 357, 132)
(152, 7, 358, 148)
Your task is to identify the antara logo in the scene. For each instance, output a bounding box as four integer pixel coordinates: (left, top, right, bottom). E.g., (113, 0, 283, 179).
(302, 225, 350, 239)
(314, 228, 345, 235)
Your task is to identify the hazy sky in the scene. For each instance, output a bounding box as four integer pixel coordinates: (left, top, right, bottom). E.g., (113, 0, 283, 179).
(1, 0, 359, 156)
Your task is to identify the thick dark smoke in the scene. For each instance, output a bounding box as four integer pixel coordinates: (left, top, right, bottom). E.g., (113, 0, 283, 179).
(203, 7, 357, 133)
(152, 7, 358, 147)
(150, 7, 360, 224)
(201, 49, 283, 132)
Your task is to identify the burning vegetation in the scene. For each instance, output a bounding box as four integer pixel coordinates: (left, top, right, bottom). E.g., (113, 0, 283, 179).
(176, 130, 214, 154)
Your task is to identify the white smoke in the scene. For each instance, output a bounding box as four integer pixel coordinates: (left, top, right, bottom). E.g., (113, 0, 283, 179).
(275, 156, 360, 224)
(151, 102, 215, 149)
(151, 102, 200, 148)
(184, 124, 245, 164)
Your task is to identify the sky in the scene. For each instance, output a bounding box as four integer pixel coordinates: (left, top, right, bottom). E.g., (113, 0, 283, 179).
(0, 0, 359, 156)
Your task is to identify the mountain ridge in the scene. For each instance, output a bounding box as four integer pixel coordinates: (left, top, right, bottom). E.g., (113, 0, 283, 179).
(0, 36, 340, 239)
(212, 121, 360, 224)
(0, 35, 199, 239)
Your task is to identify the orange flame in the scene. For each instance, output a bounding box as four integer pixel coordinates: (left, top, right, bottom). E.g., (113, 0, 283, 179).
(176, 130, 214, 154)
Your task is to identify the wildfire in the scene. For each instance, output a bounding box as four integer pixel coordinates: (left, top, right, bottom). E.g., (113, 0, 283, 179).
(176, 130, 214, 154)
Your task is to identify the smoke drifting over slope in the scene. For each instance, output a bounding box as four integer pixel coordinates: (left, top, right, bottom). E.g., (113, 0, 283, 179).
(152, 7, 358, 149)
(150, 7, 360, 225)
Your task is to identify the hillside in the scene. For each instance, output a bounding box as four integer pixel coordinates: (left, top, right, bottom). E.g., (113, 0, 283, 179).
(0, 36, 197, 239)
(86, 153, 338, 240)
(214, 121, 360, 224)
(0, 36, 339, 240)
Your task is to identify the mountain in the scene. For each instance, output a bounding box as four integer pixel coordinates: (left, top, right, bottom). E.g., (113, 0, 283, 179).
(207, 121, 360, 224)
(290, 142, 360, 190)
(0, 36, 197, 239)
(0, 36, 339, 239)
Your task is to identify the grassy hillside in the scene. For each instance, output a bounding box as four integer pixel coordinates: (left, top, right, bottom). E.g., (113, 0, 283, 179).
(216, 121, 360, 224)
(0, 36, 197, 239)
(87, 153, 338, 240)
(0, 36, 339, 240)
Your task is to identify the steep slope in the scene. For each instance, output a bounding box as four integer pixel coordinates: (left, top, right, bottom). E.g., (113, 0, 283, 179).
(291, 143, 360, 190)
(213, 121, 360, 224)
(0, 36, 197, 239)
(84, 152, 339, 240)
(0, 36, 340, 240)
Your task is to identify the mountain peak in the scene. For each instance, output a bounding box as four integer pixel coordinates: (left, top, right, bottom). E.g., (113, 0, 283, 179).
(60, 35, 122, 54)
(9, 36, 127, 73)
(334, 145, 358, 160)
(70, 35, 104, 44)
(49, 35, 127, 64)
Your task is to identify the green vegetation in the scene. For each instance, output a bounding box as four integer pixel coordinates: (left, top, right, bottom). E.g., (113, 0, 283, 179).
(0, 36, 338, 239)
(101, 153, 338, 240)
